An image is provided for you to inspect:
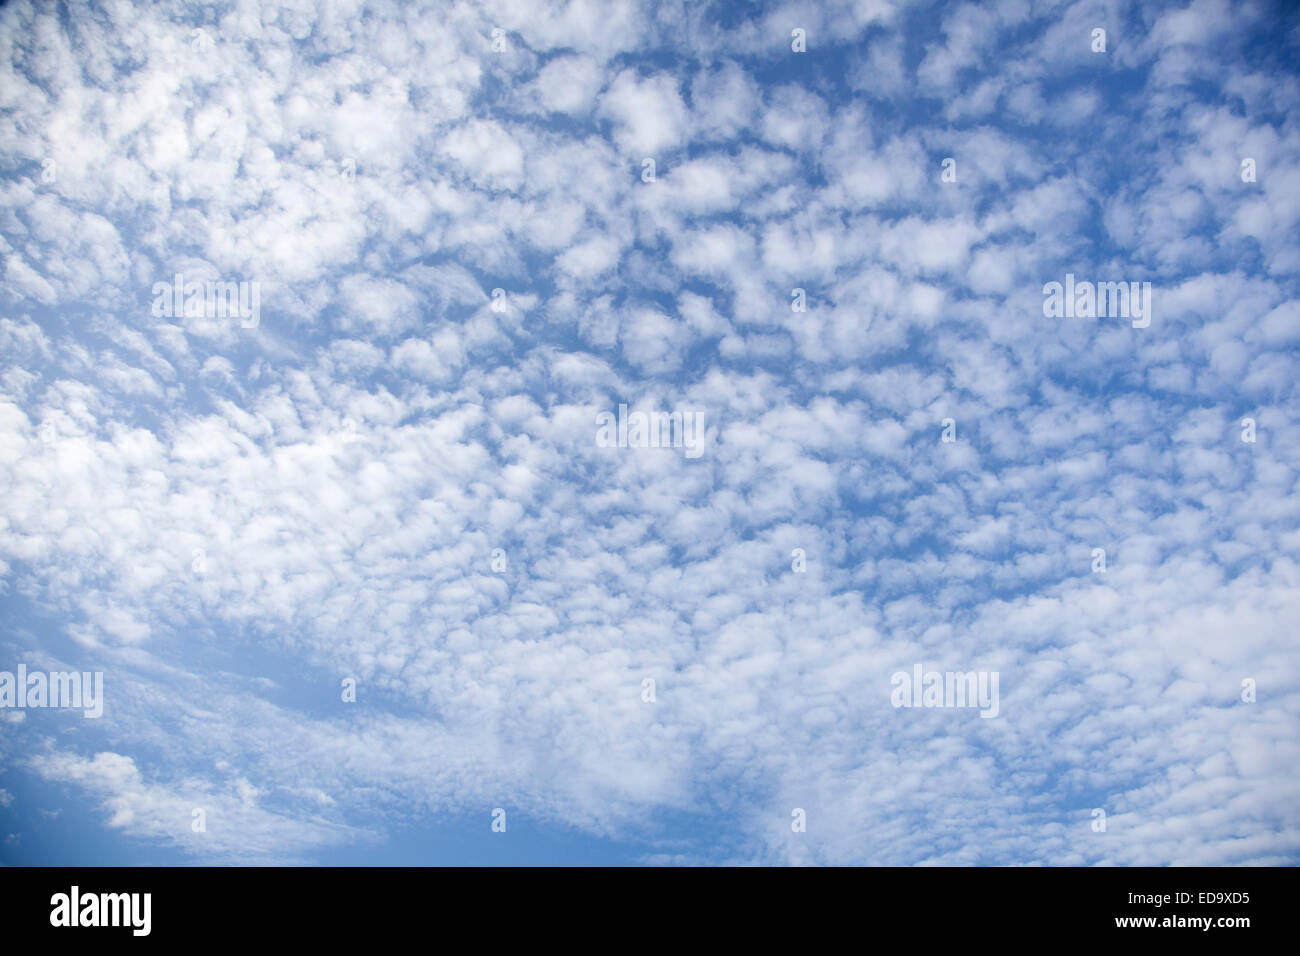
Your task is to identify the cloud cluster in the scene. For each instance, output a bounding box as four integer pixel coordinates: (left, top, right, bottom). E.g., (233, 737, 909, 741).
(1, 0, 1297, 864)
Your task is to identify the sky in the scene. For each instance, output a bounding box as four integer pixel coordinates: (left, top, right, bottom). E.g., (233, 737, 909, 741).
(1, 0, 1298, 866)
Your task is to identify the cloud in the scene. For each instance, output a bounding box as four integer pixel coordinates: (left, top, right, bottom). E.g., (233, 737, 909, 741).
(597, 69, 689, 156)
(0, 0, 1297, 869)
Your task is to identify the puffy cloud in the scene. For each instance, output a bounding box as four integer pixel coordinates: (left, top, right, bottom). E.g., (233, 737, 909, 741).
(0, 0, 1297, 869)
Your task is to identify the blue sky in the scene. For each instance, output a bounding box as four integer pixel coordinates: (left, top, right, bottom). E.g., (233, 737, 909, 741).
(1, 0, 1298, 865)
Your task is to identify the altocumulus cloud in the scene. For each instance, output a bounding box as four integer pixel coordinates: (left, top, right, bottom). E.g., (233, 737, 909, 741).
(0, 0, 1299, 865)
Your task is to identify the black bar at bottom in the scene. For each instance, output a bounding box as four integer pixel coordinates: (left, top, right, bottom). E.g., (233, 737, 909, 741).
(0, 866, 1284, 942)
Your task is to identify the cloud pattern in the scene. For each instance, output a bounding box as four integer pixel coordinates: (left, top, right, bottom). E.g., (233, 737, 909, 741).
(1, 0, 1298, 864)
